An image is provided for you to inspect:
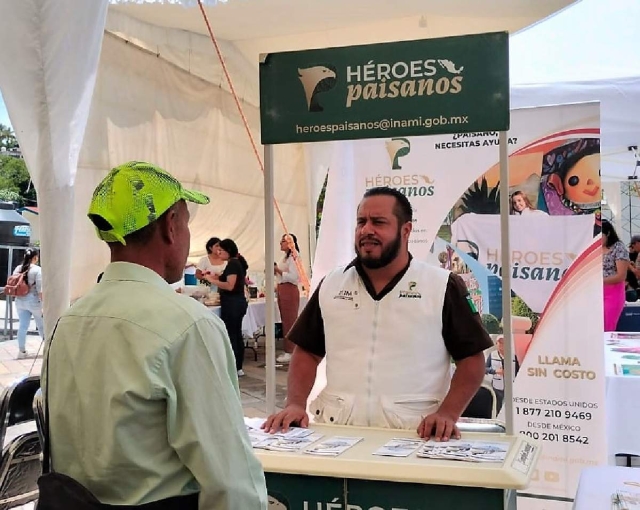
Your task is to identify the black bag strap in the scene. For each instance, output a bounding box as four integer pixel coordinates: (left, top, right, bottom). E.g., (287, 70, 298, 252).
(42, 319, 61, 475)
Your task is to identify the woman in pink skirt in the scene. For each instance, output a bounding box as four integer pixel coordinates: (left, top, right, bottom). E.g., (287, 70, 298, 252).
(274, 233, 301, 364)
(602, 220, 630, 331)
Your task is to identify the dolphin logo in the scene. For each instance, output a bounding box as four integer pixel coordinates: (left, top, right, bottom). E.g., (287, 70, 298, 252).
(437, 59, 464, 75)
(385, 138, 411, 170)
(298, 65, 337, 112)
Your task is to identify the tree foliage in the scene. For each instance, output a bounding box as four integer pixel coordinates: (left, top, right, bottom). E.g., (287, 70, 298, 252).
(0, 155, 36, 206)
(460, 177, 501, 215)
(482, 313, 503, 334)
(511, 295, 540, 334)
(0, 124, 17, 150)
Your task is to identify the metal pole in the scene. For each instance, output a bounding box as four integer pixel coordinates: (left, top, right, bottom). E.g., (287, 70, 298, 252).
(264, 145, 277, 414)
(499, 131, 514, 436)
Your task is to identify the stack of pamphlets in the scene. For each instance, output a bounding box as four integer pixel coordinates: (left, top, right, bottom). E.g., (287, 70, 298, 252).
(372, 438, 424, 457)
(304, 436, 364, 457)
(244, 417, 323, 451)
(416, 439, 509, 463)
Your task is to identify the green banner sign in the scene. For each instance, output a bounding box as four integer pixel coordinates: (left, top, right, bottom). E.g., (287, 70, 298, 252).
(265, 472, 506, 509)
(259, 32, 509, 144)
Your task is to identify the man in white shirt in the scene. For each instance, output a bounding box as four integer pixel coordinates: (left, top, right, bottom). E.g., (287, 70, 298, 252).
(45, 161, 267, 509)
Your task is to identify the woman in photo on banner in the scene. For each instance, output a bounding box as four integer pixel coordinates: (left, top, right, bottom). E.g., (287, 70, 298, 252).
(602, 220, 629, 331)
(510, 190, 548, 216)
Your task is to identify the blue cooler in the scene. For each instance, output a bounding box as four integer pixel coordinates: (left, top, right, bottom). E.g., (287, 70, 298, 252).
(184, 266, 197, 286)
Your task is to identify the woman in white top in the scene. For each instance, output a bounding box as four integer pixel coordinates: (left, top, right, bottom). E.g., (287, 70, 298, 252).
(510, 190, 548, 216)
(13, 248, 44, 359)
(274, 233, 301, 363)
(196, 237, 226, 292)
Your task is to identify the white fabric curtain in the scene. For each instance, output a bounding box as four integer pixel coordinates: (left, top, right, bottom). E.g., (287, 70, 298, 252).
(72, 32, 308, 299)
(106, 9, 260, 107)
(0, 0, 109, 332)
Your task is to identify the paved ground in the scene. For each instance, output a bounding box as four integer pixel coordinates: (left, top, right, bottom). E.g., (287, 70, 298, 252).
(0, 298, 286, 417)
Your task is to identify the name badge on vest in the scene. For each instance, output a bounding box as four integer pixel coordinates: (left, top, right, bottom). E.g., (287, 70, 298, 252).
(333, 288, 361, 309)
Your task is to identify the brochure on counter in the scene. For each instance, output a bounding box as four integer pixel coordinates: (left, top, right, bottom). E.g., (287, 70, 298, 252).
(417, 439, 509, 463)
(373, 438, 424, 458)
(243, 417, 509, 462)
(611, 489, 640, 509)
(304, 436, 363, 457)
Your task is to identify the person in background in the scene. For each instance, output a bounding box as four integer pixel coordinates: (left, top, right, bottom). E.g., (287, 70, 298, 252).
(13, 248, 44, 359)
(196, 237, 226, 290)
(44, 162, 267, 509)
(274, 233, 301, 364)
(264, 187, 492, 441)
(510, 191, 548, 216)
(485, 336, 520, 413)
(205, 239, 249, 377)
(602, 219, 630, 331)
(626, 235, 640, 302)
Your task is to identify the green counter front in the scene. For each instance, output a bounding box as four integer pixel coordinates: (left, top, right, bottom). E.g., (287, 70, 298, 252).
(254, 423, 540, 510)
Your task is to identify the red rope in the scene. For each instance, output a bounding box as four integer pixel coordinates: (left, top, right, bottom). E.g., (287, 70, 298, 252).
(196, 0, 310, 293)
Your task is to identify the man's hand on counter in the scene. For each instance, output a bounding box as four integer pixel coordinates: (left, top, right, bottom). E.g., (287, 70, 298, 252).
(262, 404, 309, 433)
(417, 410, 461, 442)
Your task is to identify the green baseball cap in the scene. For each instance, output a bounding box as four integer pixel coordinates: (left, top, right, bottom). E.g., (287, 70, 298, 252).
(88, 161, 209, 245)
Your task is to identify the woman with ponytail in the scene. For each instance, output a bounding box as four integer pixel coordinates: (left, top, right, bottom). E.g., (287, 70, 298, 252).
(274, 233, 301, 364)
(205, 239, 249, 376)
(13, 248, 44, 358)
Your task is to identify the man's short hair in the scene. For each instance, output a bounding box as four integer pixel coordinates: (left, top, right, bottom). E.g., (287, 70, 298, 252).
(362, 186, 413, 225)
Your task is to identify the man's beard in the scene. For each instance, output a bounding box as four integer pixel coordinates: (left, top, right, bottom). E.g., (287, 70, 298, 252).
(355, 230, 402, 269)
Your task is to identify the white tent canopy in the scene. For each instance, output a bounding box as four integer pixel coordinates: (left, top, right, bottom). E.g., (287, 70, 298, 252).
(510, 0, 640, 181)
(0, 0, 573, 331)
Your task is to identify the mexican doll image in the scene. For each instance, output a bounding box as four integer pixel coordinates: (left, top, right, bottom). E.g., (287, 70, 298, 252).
(538, 138, 600, 216)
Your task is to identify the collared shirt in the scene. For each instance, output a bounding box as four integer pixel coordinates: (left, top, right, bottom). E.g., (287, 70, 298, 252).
(44, 262, 267, 509)
(276, 256, 300, 286)
(289, 254, 492, 360)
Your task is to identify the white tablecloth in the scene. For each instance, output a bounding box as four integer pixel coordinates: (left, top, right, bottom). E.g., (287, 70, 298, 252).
(209, 297, 308, 339)
(605, 333, 640, 457)
(573, 466, 640, 509)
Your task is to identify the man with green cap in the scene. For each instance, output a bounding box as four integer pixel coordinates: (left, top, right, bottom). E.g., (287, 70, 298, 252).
(43, 162, 267, 509)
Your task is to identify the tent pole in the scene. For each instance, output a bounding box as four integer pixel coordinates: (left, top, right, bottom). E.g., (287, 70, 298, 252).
(264, 144, 277, 414)
(499, 131, 514, 436)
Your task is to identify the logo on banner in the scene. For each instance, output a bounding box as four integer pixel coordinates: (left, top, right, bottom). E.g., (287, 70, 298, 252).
(385, 138, 411, 169)
(399, 281, 421, 299)
(437, 59, 464, 74)
(268, 493, 289, 509)
(298, 65, 337, 112)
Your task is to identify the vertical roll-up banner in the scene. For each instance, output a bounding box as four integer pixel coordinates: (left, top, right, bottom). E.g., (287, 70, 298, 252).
(314, 102, 604, 508)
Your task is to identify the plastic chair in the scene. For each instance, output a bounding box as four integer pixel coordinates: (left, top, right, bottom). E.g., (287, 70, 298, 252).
(461, 383, 498, 420)
(32, 389, 44, 453)
(0, 376, 40, 448)
(0, 376, 42, 509)
(0, 432, 41, 509)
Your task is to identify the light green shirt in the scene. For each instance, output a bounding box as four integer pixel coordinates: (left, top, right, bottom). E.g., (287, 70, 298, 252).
(44, 262, 267, 509)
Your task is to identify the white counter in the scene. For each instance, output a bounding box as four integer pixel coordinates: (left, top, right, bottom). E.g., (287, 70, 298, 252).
(254, 423, 540, 490)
